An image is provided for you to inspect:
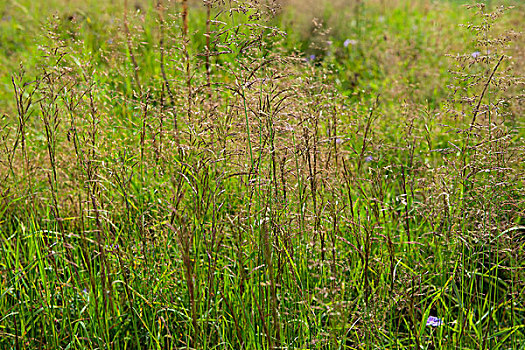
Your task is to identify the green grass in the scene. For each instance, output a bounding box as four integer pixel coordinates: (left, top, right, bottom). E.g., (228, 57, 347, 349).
(0, 0, 524, 349)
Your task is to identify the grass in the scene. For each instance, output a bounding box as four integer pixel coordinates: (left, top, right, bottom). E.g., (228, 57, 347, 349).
(0, 0, 524, 349)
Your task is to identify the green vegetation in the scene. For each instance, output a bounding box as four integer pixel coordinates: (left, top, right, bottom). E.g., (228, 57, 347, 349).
(0, 0, 523, 349)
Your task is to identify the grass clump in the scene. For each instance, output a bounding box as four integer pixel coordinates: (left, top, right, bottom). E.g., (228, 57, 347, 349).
(0, 0, 524, 349)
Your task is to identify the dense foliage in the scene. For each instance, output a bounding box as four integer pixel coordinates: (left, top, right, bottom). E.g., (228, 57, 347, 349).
(0, 0, 523, 349)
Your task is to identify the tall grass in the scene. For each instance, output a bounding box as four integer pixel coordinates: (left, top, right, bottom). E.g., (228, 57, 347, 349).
(0, 0, 523, 349)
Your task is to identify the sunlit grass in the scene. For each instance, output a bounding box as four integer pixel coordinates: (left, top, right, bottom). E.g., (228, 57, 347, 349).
(0, 0, 523, 349)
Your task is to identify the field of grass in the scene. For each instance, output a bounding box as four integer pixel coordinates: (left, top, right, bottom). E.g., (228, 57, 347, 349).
(0, 0, 524, 349)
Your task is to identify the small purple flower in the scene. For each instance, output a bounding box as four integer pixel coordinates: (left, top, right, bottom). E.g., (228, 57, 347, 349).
(308, 54, 316, 61)
(344, 39, 358, 48)
(426, 316, 443, 327)
(471, 51, 481, 59)
(365, 155, 373, 162)
(335, 138, 343, 144)
(82, 288, 90, 301)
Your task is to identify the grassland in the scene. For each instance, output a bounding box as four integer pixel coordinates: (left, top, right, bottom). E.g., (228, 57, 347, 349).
(0, 0, 524, 349)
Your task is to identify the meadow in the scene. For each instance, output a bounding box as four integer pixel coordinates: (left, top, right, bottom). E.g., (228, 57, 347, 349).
(0, 0, 524, 349)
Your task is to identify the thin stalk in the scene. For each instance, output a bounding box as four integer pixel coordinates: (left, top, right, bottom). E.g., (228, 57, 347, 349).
(123, 0, 143, 97)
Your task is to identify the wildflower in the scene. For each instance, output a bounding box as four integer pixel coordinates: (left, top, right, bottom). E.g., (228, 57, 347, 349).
(336, 138, 343, 144)
(309, 54, 316, 61)
(82, 288, 90, 302)
(471, 51, 481, 59)
(365, 155, 373, 162)
(344, 39, 358, 48)
(426, 316, 443, 327)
